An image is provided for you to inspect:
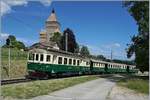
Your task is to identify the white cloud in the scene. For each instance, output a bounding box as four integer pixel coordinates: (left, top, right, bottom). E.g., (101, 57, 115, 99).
(82, 43, 128, 60)
(0, 33, 9, 46)
(39, 0, 52, 6)
(17, 37, 37, 46)
(4, 0, 28, 6)
(114, 43, 120, 47)
(0, 33, 36, 46)
(82, 44, 110, 58)
(0, 33, 9, 40)
(0, 1, 11, 16)
(103, 43, 121, 49)
(1, 0, 52, 16)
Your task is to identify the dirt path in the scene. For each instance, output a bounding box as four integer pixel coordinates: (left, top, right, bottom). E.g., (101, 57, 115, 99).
(30, 78, 115, 100)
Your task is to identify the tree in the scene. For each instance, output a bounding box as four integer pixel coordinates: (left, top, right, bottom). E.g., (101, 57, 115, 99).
(3, 35, 26, 50)
(97, 55, 106, 60)
(61, 28, 78, 53)
(50, 32, 62, 48)
(80, 46, 90, 56)
(16, 41, 26, 50)
(74, 43, 80, 53)
(124, 1, 149, 72)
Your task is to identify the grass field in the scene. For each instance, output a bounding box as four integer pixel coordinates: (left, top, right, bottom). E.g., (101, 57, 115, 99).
(118, 76, 149, 94)
(1, 75, 99, 99)
(1, 48, 27, 79)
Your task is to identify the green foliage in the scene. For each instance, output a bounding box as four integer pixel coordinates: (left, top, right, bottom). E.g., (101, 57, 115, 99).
(61, 28, 79, 53)
(3, 35, 26, 50)
(124, 1, 149, 72)
(80, 46, 90, 56)
(50, 32, 62, 48)
(50, 32, 61, 42)
(97, 55, 106, 60)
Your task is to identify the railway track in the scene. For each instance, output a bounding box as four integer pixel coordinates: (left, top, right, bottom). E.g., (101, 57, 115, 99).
(1, 74, 114, 85)
(1, 78, 32, 85)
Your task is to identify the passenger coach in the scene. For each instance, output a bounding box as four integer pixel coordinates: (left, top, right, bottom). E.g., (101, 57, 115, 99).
(27, 47, 138, 79)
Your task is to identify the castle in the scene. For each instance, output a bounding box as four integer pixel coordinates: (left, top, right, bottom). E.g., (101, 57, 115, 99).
(39, 9, 61, 43)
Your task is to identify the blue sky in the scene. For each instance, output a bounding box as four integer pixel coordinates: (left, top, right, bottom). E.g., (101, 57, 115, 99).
(1, 1, 138, 60)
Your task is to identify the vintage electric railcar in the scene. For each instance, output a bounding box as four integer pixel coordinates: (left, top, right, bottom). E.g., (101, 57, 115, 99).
(27, 48, 138, 79)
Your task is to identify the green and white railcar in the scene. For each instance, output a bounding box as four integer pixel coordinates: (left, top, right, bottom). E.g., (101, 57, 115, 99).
(90, 59, 106, 73)
(27, 48, 91, 77)
(27, 47, 138, 78)
(128, 65, 139, 73)
(106, 62, 128, 73)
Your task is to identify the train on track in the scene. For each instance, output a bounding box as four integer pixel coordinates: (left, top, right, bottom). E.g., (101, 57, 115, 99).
(27, 46, 139, 79)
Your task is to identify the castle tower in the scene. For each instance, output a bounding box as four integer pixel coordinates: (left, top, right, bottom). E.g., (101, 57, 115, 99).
(40, 30, 47, 43)
(45, 9, 61, 42)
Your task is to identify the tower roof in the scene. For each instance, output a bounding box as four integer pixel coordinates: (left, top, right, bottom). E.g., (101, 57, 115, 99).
(47, 9, 57, 22)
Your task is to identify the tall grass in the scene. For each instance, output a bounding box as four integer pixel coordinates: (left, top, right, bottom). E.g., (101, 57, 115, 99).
(118, 76, 149, 94)
(1, 76, 98, 99)
(1, 48, 27, 79)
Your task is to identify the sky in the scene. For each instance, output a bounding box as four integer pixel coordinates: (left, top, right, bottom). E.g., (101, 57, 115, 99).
(1, 0, 138, 60)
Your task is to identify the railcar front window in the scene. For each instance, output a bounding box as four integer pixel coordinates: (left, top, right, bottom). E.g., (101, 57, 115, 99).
(40, 54, 44, 61)
(29, 53, 34, 60)
(58, 57, 62, 64)
(64, 58, 67, 65)
(36, 54, 39, 61)
(46, 55, 51, 62)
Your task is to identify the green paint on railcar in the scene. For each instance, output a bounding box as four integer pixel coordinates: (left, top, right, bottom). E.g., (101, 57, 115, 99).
(27, 62, 138, 74)
(27, 62, 92, 74)
(92, 67, 105, 72)
(107, 68, 127, 73)
(129, 69, 139, 73)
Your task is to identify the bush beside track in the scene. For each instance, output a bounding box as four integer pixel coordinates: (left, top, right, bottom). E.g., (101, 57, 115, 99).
(1, 75, 98, 99)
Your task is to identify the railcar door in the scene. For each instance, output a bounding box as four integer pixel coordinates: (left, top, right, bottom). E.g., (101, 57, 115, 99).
(127, 66, 129, 73)
(90, 60, 93, 72)
(105, 63, 108, 73)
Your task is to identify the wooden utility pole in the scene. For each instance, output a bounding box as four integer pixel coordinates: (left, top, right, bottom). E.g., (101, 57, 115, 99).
(65, 32, 68, 51)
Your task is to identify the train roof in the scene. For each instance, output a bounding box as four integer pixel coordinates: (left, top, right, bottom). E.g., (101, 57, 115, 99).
(29, 43, 136, 66)
(29, 42, 90, 60)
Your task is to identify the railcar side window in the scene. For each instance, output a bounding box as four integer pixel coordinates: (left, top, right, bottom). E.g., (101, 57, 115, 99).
(40, 54, 44, 61)
(86, 62, 89, 65)
(77, 60, 80, 66)
(46, 55, 51, 62)
(73, 59, 76, 65)
(64, 58, 67, 65)
(69, 59, 72, 65)
(58, 57, 62, 64)
(36, 54, 39, 61)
